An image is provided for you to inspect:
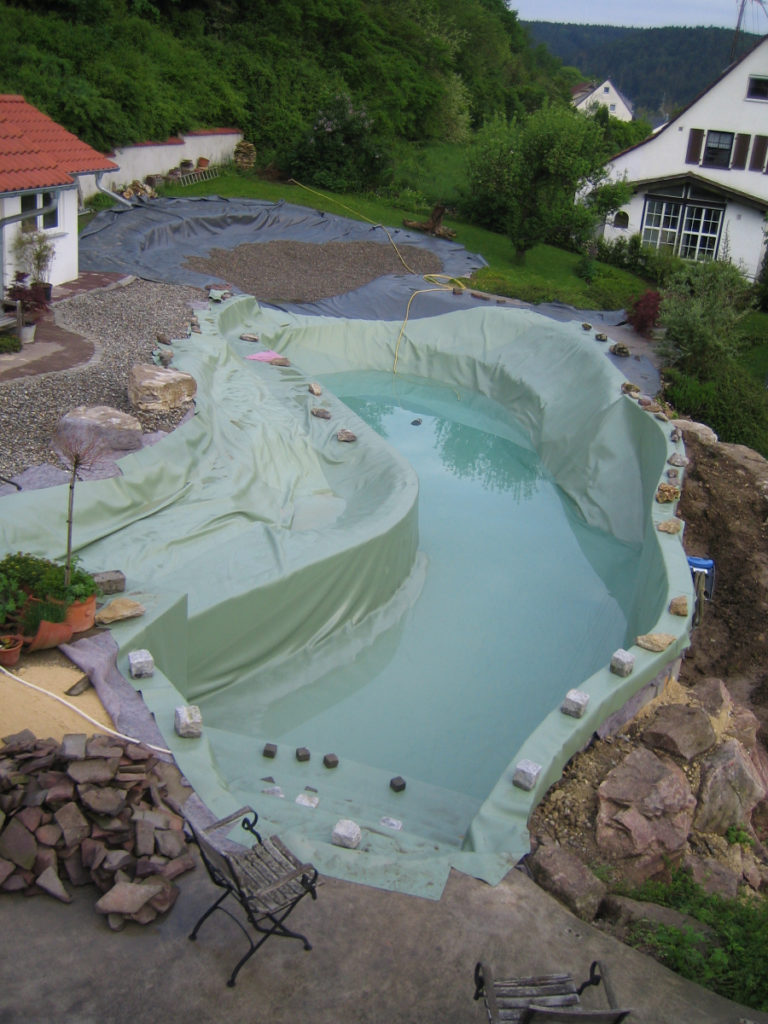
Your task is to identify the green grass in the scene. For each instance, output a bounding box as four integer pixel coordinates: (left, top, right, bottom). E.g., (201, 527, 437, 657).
(738, 310, 768, 385)
(389, 140, 469, 206)
(156, 168, 649, 309)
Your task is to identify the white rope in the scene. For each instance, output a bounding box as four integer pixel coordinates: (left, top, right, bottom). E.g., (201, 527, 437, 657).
(0, 662, 172, 755)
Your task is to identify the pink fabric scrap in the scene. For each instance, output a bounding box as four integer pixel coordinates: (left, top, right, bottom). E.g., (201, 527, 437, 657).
(246, 350, 282, 361)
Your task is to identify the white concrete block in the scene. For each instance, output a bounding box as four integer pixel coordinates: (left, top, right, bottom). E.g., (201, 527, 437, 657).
(128, 649, 154, 678)
(296, 792, 319, 808)
(610, 648, 635, 677)
(332, 818, 362, 849)
(560, 689, 590, 718)
(174, 705, 202, 738)
(512, 759, 541, 791)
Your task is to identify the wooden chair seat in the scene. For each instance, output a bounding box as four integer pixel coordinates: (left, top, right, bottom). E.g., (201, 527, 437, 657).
(474, 962, 631, 1024)
(186, 805, 318, 986)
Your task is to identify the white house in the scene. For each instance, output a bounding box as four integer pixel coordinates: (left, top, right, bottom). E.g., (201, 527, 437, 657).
(572, 79, 634, 122)
(602, 35, 768, 279)
(0, 94, 119, 289)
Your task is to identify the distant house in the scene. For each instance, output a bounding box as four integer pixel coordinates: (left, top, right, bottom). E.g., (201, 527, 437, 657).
(0, 95, 118, 290)
(572, 79, 634, 122)
(602, 36, 768, 279)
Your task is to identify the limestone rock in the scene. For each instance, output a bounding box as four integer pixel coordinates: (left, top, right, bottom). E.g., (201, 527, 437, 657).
(36, 865, 72, 903)
(57, 406, 143, 452)
(337, 429, 357, 443)
(657, 518, 683, 534)
(529, 844, 606, 921)
(310, 407, 331, 419)
(599, 894, 717, 946)
(95, 880, 164, 915)
(596, 747, 696, 882)
(683, 852, 740, 898)
(308, 382, 322, 396)
(95, 598, 145, 624)
(670, 419, 718, 445)
(641, 704, 716, 761)
(668, 595, 689, 616)
(128, 364, 196, 414)
(655, 483, 681, 503)
(609, 342, 630, 357)
(0, 817, 37, 870)
(636, 632, 675, 652)
(694, 739, 766, 835)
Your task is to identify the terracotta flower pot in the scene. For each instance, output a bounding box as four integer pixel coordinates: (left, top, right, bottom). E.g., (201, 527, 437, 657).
(0, 634, 23, 667)
(64, 593, 97, 633)
(196, 157, 209, 169)
(25, 619, 74, 652)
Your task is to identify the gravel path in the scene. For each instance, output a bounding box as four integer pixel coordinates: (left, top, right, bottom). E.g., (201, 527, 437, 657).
(0, 240, 443, 479)
(0, 281, 204, 478)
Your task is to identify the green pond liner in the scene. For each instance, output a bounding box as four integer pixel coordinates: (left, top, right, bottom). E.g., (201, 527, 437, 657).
(0, 296, 692, 899)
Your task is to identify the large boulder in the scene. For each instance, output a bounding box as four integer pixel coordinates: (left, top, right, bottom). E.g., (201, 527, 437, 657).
(57, 406, 143, 452)
(694, 738, 766, 835)
(528, 843, 607, 921)
(596, 747, 696, 882)
(128, 364, 196, 414)
(641, 704, 716, 761)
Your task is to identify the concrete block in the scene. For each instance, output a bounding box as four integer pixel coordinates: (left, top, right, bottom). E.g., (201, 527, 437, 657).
(128, 649, 154, 678)
(174, 706, 202, 739)
(323, 753, 339, 768)
(513, 759, 541, 791)
(389, 776, 406, 793)
(561, 689, 590, 718)
(92, 570, 126, 595)
(610, 648, 635, 677)
(295, 792, 319, 808)
(262, 743, 277, 758)
(332, 819, 361, 849)
(295, 747, 310, 762)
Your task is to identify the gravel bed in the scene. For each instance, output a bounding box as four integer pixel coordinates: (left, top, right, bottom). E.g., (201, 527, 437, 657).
(185, 239, 443, 303)
(0, 280, 205, 479)
(0, 239, 443, 480)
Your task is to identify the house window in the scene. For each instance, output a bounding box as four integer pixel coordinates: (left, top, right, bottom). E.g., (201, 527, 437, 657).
(609, 103, 616, 111)
(20, 191, 58, 231)
(678, 206, 722, 260)
(641, 193, 724, 261)
(613, 211, 629, 229)
(747, 76, 768, 100)
(603, 86, 610, 93)
(702, 131, 734, 167)
(642, 198, 682, 249)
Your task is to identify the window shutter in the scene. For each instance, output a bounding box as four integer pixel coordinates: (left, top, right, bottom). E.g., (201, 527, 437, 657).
(686, 128, 704, 164)
(731, 133, 750, 169)
(750, 135, 768, 171)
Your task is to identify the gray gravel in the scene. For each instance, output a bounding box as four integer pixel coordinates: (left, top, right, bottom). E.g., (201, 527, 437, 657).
(0, 280, 205, 479)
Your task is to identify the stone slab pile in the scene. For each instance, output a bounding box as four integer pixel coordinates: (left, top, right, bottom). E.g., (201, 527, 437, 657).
(0, 729, 195, 929)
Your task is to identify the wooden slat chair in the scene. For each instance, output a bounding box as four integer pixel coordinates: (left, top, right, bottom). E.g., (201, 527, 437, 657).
(186, 805, 318, 987)
(473, 961, 632, 1023)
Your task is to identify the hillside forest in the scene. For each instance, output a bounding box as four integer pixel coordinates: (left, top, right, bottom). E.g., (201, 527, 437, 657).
(524, 22, 763, 123)
(0, 0, 577, 157)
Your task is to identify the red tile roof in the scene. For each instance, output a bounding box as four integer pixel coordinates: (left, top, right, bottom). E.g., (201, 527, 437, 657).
(0, 94, 118, 195)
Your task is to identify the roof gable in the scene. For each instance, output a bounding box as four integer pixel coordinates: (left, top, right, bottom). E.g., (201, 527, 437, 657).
(0, 94, 118, 195)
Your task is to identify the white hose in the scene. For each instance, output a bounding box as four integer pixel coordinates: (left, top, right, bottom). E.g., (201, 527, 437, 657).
(0, 662, 172, 755)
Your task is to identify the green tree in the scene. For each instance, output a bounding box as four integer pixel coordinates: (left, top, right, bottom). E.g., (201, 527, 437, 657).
(463, 104, 631, 259)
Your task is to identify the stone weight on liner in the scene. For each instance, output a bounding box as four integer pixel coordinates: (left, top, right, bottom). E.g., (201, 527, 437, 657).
(128, 649, 154, 678)
(332, 819, 362, 849)
(174, 705, 203, 739)
(128, 364, 197, 414)
(513, 759, 541, 791)
(610, 649, 635, 677)
(560, 689, 590, 718)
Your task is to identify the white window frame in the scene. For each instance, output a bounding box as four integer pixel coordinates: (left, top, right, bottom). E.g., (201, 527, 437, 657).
(20, 191, 58, 232)
(641, 192, 724, 261)
(747, 76, 768, 100)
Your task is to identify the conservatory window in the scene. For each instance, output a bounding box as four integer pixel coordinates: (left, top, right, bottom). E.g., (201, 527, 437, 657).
(678, 206, 722, 260)
(641, 194, 723, 261)
(641, 198, 681, 249)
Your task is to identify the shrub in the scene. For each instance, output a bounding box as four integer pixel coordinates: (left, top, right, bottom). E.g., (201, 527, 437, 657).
(663, 363, 768, 457)
(627, 289, 661, 335)
(0, 334, 21, 354)
(288, 92, 391, 192)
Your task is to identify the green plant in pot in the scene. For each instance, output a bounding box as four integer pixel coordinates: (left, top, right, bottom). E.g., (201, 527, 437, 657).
(0, 551, 56, 596)
(0, 568, 27, 627)
(4, 271, 48, 339)
(12, 229, 55, 298)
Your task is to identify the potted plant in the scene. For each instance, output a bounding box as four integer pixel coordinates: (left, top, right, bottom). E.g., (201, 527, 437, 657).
(3, 272, 47, 343)
(0, 567, 27, 628)
(39, 557, 100, 632)
(0, 633, 23, 667)
(12, 229, 55, 299)
(21, 596, 73, 651)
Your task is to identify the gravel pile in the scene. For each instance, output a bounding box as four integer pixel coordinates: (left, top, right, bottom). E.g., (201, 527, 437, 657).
(0, 280, 205, 479)
(185, 239, 442, 303)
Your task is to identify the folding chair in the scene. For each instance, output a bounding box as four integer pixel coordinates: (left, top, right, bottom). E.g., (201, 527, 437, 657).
(473, 961, 632, 1023)
(187, 805, 318, 986)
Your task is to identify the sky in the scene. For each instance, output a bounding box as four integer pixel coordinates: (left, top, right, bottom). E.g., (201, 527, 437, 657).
(512, 0, 768, 30)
